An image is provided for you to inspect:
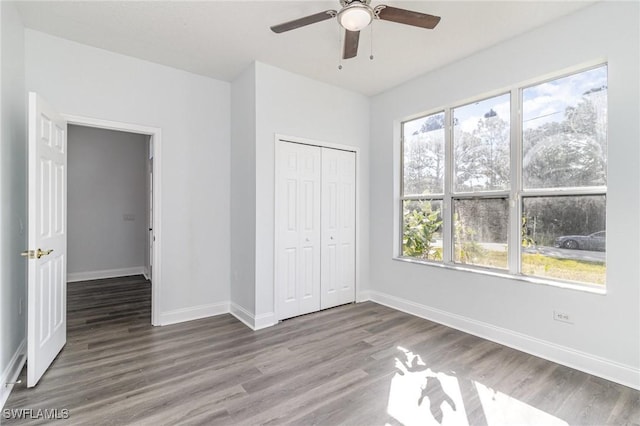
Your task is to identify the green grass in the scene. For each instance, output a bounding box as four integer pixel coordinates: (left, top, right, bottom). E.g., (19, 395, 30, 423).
(521, 253, 605, 285)
(461, 251, 605, 285)
(406, 247, 606, 285)
(458, 250, 507, 269)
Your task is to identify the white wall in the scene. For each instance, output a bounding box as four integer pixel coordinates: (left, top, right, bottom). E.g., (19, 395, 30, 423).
(67, 125, 147, 280)
(25, 30, 231, 324)
(230, 63, 257, 316)
(369, 1, 639, 388)
(253, 62, 370, 325)
(0, 1, 27, 408)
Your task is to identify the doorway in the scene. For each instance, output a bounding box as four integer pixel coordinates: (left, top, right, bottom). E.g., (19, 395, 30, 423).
(25, 93, 164, 388)
(67, 125, 150, 288)
(63, 114, 162, 326)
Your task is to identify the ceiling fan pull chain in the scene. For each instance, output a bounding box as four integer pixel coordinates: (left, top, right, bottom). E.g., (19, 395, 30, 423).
(370, 21, 374, 60)
(338, 24, 344, 70)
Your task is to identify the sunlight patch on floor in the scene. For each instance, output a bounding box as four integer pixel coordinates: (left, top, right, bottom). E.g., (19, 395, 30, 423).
(386, 347, 468, 426)
(474, 382, 568, 426)
(386, 346, 568, 426)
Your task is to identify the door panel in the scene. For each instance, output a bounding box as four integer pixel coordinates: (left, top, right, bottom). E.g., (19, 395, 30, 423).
(276, 142, 321, 320)
(321, 148, 356, 309)
(27, 93, 67, 387)
(284, 249, 297, 301)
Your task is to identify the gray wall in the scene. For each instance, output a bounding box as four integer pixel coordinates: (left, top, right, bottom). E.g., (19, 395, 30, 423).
(229, 61, 371, 328)
(67, 125, 147, 278)
(26, 30, 231, 324)
(369, 1, 639, 388)
(253, 62, 370, 324)
(0, 0, 27, 407)
(230, 63, 257, 315)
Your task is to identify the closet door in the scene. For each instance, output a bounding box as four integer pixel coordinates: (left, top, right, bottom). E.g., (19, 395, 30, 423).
(321, 148, 356, 309)
(276, 142, 322, 320)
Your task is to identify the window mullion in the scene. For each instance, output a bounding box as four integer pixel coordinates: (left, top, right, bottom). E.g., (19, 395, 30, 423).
(522, 187, 607, 197)
(399, 129, 405, 257)
(509, 87, 522, 275)
(443, 108, 453, 264)
(450, 191, 511, 199)
(402, 194, 445, 200)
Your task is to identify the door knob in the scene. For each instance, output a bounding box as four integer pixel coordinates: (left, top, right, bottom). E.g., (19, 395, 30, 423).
(37, 249, 54, 258)
(21, 248, 54, 259)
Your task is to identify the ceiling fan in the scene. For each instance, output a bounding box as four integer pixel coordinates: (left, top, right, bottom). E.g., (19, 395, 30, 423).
(270, 0, 441, 60)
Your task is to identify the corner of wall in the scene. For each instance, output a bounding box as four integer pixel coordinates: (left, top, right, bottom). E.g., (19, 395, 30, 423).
(229, 302, 277, 331)
(0, 339, 26, 409)
(0, 0, 27, 410)
(230, 61, 258, 314)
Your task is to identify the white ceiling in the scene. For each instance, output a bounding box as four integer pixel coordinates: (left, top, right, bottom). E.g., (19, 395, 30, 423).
(15, 0, 596, 96)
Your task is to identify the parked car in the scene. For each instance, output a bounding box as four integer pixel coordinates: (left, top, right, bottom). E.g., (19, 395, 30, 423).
(554, 231, 606, 251)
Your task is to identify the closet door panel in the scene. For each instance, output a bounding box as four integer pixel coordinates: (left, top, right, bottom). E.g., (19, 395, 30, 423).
(321, 148, 356, 309)
(276, 142, 321, 320)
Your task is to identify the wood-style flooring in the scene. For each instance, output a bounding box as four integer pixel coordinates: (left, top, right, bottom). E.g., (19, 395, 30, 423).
(4, 275, 639, 425)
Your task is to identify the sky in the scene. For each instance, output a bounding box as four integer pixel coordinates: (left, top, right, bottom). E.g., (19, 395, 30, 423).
(522, 65, 607, 131)
(403, 64, 607, 137)
(454, 93, 510, 133)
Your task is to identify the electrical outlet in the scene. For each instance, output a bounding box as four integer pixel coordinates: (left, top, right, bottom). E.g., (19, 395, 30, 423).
(553, 310, 572, 324)
(19, 297, 24, 315)
(123, 214, 136, 221)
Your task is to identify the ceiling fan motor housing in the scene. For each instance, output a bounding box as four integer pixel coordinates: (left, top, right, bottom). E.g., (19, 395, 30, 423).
(340, 0, 372, 6)
(338, 0, 374, 31)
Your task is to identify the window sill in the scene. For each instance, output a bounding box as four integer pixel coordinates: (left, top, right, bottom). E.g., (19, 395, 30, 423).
(392, 256, 607, 295)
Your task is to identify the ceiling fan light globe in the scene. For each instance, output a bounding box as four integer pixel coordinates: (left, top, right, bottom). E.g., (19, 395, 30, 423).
(338, 4, 373, 31)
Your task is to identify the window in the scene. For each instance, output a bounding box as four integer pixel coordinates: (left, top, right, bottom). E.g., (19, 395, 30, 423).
(452, 94, 510, 269)
(520, 66, 607, 285)
(400, 65, 607, 287)
(401, 112, 445, 261)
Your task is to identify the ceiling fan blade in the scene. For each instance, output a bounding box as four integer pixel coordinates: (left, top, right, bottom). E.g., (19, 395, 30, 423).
(375, 5, 441, 29)
(343, 30, 360, 59)
(270, 10, 337, 33)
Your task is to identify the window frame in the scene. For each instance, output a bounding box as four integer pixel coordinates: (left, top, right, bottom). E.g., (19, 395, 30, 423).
(397, 63, 608, 290)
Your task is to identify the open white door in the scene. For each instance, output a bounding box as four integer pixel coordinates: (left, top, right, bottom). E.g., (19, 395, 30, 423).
(24, 92, 67, 387)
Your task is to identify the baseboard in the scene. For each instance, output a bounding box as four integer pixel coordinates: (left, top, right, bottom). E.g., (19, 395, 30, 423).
(367, 290, 640, 390)
(356, 290, 372, 303)
(158, 301, 278, 330)
(254, 312, 277, 330)
(229, 303, 278, 331)
(1, 339, 26, 410)
(229, 303, 255, 329)
(67, 267, 145, 283)
(159, 302, 229, 326)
